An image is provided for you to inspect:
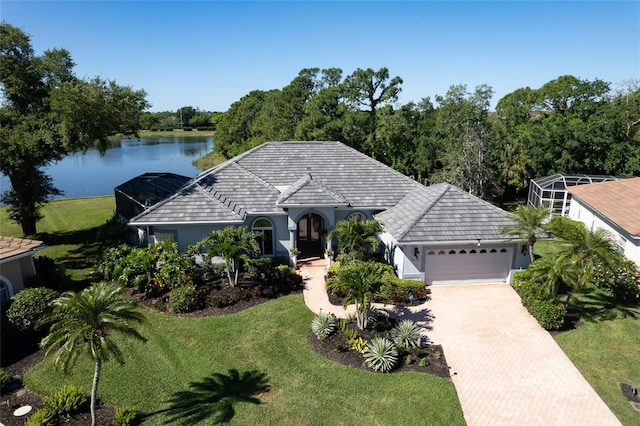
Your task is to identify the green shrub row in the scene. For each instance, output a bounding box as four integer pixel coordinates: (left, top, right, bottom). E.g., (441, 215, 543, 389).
(514, 274, 566, 330)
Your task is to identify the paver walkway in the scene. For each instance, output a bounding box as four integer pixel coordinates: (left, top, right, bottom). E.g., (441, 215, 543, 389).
(298, 258, 621, 426)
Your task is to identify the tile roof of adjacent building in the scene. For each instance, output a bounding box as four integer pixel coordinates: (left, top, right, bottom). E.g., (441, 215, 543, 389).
(130, 141, 422, 224)
(0, 236, 45, 262)
(567, 177, 640, 237)
(375, 183, 516, 243)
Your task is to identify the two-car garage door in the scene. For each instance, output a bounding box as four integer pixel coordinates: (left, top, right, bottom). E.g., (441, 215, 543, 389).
(424, 246, 513, 285)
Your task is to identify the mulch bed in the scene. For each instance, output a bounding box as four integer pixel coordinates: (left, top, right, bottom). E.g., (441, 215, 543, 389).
(307, 320, 451, 378)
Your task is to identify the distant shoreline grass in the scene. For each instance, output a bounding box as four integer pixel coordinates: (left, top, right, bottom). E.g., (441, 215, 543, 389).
(110, 130, 214, 139)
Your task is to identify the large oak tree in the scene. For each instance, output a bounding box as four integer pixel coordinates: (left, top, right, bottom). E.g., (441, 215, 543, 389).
(0, 23, 149, 235)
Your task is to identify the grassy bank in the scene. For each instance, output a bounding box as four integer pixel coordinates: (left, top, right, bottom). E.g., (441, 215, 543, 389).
(26, 296, 465, 425)
(110, 130, 214, 139)
(0, 196, 116, 283)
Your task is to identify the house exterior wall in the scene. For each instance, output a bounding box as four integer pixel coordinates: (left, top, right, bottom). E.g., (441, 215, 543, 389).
(379, 232, 527, 284)
(568, 200, 640, 267)
(0, 257, 36, 294)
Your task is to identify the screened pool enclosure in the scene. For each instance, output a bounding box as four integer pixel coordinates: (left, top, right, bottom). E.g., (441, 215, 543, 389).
(527, 174, 620, 216)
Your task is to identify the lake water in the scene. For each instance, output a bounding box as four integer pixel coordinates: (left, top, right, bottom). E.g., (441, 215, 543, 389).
(0, 136, 214, 201)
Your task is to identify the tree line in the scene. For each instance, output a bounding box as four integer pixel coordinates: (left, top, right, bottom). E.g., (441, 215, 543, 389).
(139, 107, 223, 131)
(214, 68, 640, 201)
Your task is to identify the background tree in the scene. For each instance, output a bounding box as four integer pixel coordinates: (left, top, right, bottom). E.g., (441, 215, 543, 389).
(0, 23, 149, 235)
(343, 67, 403, 156)
(177, 105, 196, 127)
(39, 283, 146, 426)
(430, 84, 499, 198)
(195, 226, 260, 287)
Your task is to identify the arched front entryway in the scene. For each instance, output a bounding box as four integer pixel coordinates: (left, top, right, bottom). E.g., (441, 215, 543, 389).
(297, 213, 324, 258)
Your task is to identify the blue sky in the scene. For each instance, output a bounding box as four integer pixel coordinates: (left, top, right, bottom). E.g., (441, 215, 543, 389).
(2, 1, 639, 112)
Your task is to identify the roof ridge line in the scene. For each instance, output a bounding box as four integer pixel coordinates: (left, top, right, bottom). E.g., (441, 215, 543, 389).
(308, 173, 348, 203)
(232, 161, 278, 191)
(196, 185, 244, 219)
(396, 184, 449, 241)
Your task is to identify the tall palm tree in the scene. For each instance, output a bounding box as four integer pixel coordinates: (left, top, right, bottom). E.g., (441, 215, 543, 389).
(501, 204, 549, 263)
(196, 226, 260, 287)
(329, 217, 382, 260)
(326, 260, 392, 329)
(549, 217, 617, 291)
(39, 283, 146, 426)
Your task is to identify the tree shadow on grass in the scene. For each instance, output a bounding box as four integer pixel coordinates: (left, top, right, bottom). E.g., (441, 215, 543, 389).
(142, 369, 270, 425)
(37, 217, 132, 290)
(568, 287, 639, 322)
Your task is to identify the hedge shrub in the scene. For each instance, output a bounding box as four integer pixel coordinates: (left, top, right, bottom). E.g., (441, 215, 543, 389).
(6, 287, 59, 331)
(514, 275, 566, 330)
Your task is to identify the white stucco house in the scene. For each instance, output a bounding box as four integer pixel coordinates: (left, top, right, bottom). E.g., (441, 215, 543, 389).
(0, 236, 45, 309)
(124, 141, 530, 285)
(567, 177, 640, 267)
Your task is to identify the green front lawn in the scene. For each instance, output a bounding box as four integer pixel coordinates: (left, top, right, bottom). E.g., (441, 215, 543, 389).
(555, 316, 640, 425)
(26, 295, 465, 425)
(1, 196, 116, 284)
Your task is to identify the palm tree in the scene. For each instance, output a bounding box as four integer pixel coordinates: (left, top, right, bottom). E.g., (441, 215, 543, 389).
(329, 217, 382, 260)
(549, 217, 618, 291)
(501, 204, 549, 263)
(196, 226, 260, 287)
(326, 260, 392, 329)
(39, 283, 146, 426)
(527, 255, 580, 298)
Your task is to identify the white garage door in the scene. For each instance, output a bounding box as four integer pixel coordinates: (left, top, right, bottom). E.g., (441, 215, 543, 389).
(425, 246, 513, 285)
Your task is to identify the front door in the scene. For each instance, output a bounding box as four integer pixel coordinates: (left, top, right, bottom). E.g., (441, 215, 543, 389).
(297, 213, 324, 256)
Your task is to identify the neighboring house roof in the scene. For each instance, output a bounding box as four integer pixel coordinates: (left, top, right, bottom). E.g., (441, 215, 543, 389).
(0, 236, 45, 263)
(130, 141, 422, 225)
(567, 177, 640, 237)
(376, 183, 516, 243)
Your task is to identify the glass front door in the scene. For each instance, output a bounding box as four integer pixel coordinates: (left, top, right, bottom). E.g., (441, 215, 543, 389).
(297, 213, 323, 254)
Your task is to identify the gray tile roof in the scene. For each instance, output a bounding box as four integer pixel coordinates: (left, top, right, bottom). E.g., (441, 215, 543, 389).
(276, 173, 348, 206)
(130, 141, 422, 225)
(375, 183, 516, 243)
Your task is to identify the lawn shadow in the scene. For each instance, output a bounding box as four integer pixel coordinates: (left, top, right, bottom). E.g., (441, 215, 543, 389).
(37, 217, 133, 289)
(568, 287, 639, 322)
(141, 369, 270, 425)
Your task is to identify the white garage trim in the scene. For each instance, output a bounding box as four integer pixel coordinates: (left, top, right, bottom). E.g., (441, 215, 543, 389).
(425, 246, 513, 285)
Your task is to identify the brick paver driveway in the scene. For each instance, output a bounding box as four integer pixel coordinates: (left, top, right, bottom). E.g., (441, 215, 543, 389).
(424, 284, 621, 426)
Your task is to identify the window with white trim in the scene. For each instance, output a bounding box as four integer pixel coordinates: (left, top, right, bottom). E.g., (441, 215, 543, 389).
(253, 218, 274, 256)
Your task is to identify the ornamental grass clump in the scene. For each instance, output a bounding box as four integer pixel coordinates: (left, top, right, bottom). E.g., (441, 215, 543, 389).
(311, 312, 336, 340)
(391, 319, 422, 350)
(43, 385, 88, 416)
(364, 337, 398, 373)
